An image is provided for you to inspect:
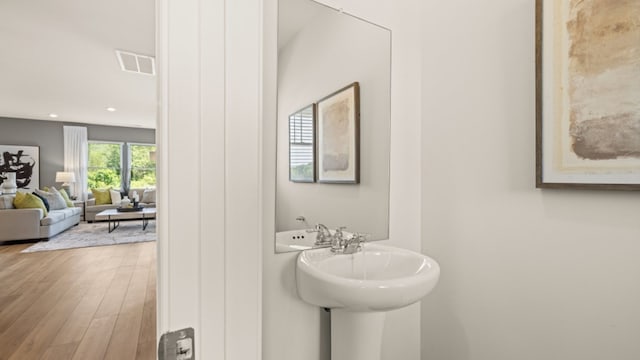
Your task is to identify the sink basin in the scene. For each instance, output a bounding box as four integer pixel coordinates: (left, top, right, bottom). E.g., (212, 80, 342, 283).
(275, 230, 316, 252)
(296, 243, 440, 312)
(296, 243, 440, 360)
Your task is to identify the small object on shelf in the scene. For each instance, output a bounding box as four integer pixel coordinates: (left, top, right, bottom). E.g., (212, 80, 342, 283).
(1, 172, 18, 194)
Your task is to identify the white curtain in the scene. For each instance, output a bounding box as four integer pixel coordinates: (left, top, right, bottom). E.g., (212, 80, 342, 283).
(63, 126, 88, 200)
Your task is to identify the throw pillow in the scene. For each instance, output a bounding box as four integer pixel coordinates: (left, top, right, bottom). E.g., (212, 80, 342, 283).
(0, 195, 15, 209)
(32, 192, 51, 212)
(35, 188, 67, 210)
(55, 187, 74, 207)
(14, 192, 48, 218)
(91, 188, 112, 205)
(141, 188, 156, 203)
(110, 189, 122, 205)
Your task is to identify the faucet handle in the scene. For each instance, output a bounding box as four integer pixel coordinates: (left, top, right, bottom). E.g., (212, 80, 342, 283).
(306, 223, 323, 233)
(340, 232, 368, 254)
(312, 223, 332, 245)
(351, 232, 370, 243)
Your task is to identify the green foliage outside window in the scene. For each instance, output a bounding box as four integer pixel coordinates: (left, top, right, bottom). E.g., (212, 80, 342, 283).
(130, 144, 156, 188)
(87, 142, 156, 190)
(88, 143, 121, 189)
(291, 163, 313, 180)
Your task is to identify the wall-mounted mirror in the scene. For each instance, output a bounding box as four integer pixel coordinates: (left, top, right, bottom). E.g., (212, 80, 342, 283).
(275, 0, 391, 253)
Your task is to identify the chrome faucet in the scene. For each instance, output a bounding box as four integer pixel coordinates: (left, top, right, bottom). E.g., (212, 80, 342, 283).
(308, 224, 369, 253)
(343, 234, 366, 254)
(331, 228, 368, 254)
(309, 223, 333, 246)
(330, 226, 347, 252)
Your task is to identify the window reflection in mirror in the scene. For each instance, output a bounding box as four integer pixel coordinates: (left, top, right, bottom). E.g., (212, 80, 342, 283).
(289, 104, 315, 182)
(275, 0, 391, 253)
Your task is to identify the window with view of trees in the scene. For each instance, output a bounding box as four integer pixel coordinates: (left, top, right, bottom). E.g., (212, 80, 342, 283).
(129, 144, 156, 188)
(87, 142, 156, 191)
(88, 142, 122, 189)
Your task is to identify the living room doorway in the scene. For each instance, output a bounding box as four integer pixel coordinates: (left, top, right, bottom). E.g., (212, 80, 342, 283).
(0, 0, 159, 358)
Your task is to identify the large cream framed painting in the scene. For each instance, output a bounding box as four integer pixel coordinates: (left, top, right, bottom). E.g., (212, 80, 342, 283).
(536, 0, 640, 190)
(317, 82, 360, 184)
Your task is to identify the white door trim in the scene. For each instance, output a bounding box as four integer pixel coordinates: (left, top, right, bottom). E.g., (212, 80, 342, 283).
(156, 0, 263, 358)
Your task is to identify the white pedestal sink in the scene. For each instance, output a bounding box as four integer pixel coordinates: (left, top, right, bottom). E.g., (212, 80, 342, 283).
(296, 243, 440, 360)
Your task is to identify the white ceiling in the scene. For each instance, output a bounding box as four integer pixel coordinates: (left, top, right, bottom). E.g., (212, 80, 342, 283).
(278, 0, 325, 50)
(0, 0, 156, 129)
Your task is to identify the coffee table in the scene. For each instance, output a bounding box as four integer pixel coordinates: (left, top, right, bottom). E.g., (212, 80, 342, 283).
(94, 208, 157, 233)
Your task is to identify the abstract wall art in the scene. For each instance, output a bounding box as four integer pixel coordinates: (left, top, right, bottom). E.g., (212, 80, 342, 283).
(317, 82, 360, 183)
(536, 0, 640, 189)
(0, 145, 40, 191)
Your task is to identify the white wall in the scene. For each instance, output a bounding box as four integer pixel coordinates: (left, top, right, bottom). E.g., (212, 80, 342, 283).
(264, 0, 423, 359)
(420, 1, 640, 360)
(276, 7, 391, 238)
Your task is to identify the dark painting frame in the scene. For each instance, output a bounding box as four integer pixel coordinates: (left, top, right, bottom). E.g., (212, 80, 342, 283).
(316, 82, 360, 184)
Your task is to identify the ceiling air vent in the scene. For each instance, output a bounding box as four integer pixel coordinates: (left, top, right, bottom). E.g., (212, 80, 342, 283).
(115, 50, 156, 76)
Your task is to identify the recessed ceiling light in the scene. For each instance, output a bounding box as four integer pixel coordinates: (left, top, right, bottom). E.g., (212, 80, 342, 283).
(49, 113, 58, 118)
(106, 107, 117, 112)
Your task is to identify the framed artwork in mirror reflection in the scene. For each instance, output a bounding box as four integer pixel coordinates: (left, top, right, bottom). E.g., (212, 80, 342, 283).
(317, 82, 360, 184)
(289, 104, 316, 182)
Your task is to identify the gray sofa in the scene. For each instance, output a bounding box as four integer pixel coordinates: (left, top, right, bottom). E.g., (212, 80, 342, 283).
(0, 195, 81, 242)
(85, 188, 156, 222)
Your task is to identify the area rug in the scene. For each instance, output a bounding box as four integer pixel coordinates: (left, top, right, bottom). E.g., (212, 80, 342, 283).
(21, 222, 156, 253)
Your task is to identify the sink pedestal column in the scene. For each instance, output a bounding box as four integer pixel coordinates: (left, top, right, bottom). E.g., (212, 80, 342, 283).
(331, 309, 385, 360)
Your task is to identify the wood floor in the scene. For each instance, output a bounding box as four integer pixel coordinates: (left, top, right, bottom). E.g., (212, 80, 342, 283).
(0, 240, 156, 360)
